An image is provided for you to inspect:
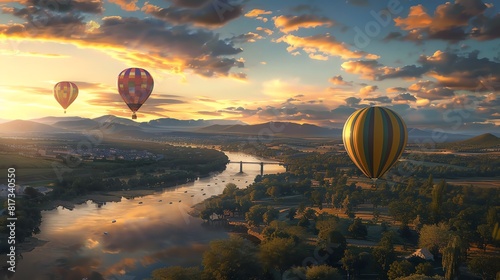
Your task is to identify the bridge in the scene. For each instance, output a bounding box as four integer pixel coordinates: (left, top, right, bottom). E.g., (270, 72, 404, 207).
(228, 161, 286, 175)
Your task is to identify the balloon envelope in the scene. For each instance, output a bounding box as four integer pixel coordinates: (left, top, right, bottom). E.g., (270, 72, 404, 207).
(54, 82, 78, 113)
(117, 68, 154, 119)
(342, 106, 407, 180)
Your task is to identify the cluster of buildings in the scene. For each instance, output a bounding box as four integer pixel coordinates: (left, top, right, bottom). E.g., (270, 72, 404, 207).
(37, 147, 164, 162)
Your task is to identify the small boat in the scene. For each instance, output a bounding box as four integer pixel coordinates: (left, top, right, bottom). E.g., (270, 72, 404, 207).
(169, 202, 173, 204)
(103, 232, 108, 235)
(184, 191, 187, 193)
(191, 195, 194, 197)
(158, 200, 162, 202)
(201, 188, 204, 191)
(222, 180, 225, 182)
(112, 220, 116, 223)
(178, 200, 182, 202)
(215, 183, 217, 185)
(203, 193, 206, 196)
(138, 202, 143, 204)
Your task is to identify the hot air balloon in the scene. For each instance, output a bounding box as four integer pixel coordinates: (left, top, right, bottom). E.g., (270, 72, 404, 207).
(54, 81, 78, 113)
(117, 68, 154, 119)
(342, 106, 407, 182)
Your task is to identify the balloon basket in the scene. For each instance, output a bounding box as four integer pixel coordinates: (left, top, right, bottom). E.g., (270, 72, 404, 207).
(132, 113, 137, 120)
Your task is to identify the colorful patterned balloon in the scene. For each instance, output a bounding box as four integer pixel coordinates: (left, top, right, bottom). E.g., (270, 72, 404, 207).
(342, 106, 407, 180)
(117, 68, 154, 119)
(54, 82, 78, 114)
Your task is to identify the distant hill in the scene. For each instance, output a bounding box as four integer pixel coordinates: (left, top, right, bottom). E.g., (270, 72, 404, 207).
(52, 119, 100, 130)
(0, 120, 67, 135)
(198, 122, 342, 137)
(146, 118, 246, 127)
(93, 115, 142, 127)
(443, 133, 500, 151)
(458, 133, 500, 146)
(407, 128, 471, 143)
(30, 116, 86, 125)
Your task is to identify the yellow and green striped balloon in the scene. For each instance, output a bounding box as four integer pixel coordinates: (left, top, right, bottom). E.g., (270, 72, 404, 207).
(342, 106, 407, 180)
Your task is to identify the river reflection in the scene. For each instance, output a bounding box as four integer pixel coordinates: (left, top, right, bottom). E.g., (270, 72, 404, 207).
(12, 152, 285, 280)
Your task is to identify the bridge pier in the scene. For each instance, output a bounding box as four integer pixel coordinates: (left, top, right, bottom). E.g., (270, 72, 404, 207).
(239, 161, 243, 173)
(260, 162, 264, 176)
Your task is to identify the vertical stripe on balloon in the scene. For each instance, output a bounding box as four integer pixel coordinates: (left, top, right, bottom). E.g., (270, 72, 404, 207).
(342, 106, 407, 179)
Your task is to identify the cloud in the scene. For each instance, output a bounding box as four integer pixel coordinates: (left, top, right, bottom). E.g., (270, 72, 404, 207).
(141, 2, 243, 28)
(277, 34, 379, 60)
(15, 0, 104, 14)
(197, 110, 222, 116)
(168, 0, 212, 8)
(386, 87, 407, 94)
(0, 14, 246, 79)
(329, 75, 352, 86)
(341, 60, 382, 80)
(359, 85, 378, 96)
(364, 96, 392, 104)
(393, 1, 500, 41)
(244, 9, 272, 18)
(230, 32, 263, 43)
(256, 26, 273, 35)
(393, 92, 417, 102)
(109, 0, 139, 11)
(408, 80, 455, 101)
(273, 14, 334, 33)
(345, 97, 361, 107)
(244, 8, 271, 21)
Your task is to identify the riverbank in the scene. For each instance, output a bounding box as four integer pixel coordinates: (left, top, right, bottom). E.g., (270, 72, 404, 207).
(39, 189, 160, 211)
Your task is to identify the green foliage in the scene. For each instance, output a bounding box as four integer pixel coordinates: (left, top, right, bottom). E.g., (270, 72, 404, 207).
(387, 260, 415, 280)
(348, 217, 368, 239)
(372, 231, 396, 271)
(259, 237, 306, 274)
(442, 235, 464, 280)
(418, 223, 450, 256)
(151, 266, 201, 280)
(415, 262, 433, 276)
(305, 265, 342, 280)
(467, 254, 500, 280)
(202, 236, 262, 280)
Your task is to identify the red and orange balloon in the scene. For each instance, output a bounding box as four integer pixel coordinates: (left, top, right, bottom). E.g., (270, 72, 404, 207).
(117, 68, 154, 119)
(54, 81, 78, 113)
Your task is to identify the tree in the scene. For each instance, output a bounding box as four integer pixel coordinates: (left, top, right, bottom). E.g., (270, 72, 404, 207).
(468, 254, 500, 280)
(245, 205, 267, 226)
(430, 180, 446, 223)
(418, 223, 450, 256)
(222, 183, 238, 197)
(151, 266, 201, 280)
(263, 207, 279, 225)
(317, 230, 347, 265)
(372, 231, 396, 272)
(259, 237, 307, 277)
(303, 208, 317, 220)
(305, 265, 342, 280)
(397, 276, 444, 280)
(415, 262, 433, 276)
(477, 224, 492, 251)
(442, 235, 464, 280)
(286, 207, 297, 221)
(348, 218, 368, 239)
(387, 260, 415, 280)
(202, 236, 262, 280)
(341, 249, 368, 279)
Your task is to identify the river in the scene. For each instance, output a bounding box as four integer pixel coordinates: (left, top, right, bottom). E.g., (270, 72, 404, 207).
(10, 152, 285, 280)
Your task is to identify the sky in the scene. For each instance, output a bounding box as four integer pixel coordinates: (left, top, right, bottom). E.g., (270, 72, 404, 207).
(0, 0, 499, 133)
